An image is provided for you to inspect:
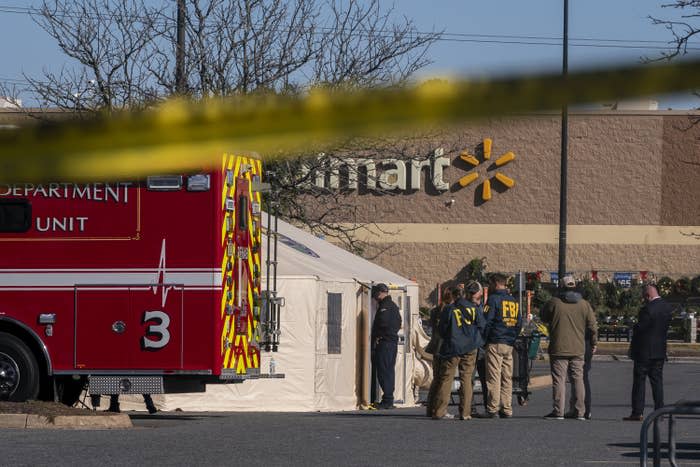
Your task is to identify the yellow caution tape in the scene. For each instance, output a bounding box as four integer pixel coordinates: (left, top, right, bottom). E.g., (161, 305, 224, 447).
(2, 59, 700, 182)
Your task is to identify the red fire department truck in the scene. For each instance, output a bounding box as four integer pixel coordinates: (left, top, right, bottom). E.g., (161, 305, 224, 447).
(0, 154, 279, 403)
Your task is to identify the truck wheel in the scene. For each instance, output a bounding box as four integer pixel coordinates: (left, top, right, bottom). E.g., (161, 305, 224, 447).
(0, 332, 40, 401)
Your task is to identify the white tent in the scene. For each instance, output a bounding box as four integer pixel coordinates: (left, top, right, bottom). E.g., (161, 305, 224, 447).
(128, 215, 419, 412)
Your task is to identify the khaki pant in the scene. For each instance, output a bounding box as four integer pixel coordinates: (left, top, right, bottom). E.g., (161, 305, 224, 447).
(485, 343, 514, 415)
(551, 356, 585, 417)
(433, 351, 478, 418)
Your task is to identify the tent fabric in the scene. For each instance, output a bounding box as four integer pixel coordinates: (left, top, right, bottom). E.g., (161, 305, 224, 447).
(119, 214, 419, 413)
(262, 213, 411, 286)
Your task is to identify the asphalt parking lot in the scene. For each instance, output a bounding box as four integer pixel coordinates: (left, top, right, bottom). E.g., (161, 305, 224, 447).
(2, 361, 700, 467)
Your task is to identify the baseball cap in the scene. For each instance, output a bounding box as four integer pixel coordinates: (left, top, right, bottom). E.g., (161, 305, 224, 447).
(465, 280, 483, 294)
(562, 275, 576, 288)
(371, 283, 389, 298)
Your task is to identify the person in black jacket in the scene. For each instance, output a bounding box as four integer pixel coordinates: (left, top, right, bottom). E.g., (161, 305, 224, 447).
(482, 273, 522, 418)
(371, 283, 402, 410)
(425, 288, 454, 417)
(624, 284, 672, 421)
(432, 284, 485, 420)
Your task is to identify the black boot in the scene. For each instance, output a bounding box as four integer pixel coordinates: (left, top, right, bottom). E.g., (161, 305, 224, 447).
(107, 395, 121, 413)
(90, 394, 101, 411)
(143, 394, 158, 414)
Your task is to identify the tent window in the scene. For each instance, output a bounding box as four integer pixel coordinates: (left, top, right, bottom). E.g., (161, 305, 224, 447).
(0, 199, 31, 233)
(327, 293, 342, 354)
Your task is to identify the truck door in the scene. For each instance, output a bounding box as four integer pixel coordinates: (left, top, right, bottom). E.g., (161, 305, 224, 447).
(75, 285, 183, 370)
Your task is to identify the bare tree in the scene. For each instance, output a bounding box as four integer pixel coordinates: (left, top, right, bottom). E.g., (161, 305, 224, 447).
(27, 0, 440, 101)
(0, 83, 23, 110)
(649, 1, 700, 61)
(29, 0, 164, 111)
(146, 0, 320, 97)
(313, 1, 434, 87)
(648, 1, 700, 106)
(22, 0, 440, 250)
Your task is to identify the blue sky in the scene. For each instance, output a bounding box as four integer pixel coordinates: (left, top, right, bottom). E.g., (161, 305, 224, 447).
(0, 0, 698, 108)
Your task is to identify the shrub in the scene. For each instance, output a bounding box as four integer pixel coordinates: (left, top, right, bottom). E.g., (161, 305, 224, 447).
(580, 278, 604, 310)
(619, 286, 643, 315)
(532, 286, 552, 310)
(691, 275, 700, 295)
(674, 277, 691, 297)
(604, 282, 621, 309)
(657, 276, 674, 297)
(465, 257, 488, 283)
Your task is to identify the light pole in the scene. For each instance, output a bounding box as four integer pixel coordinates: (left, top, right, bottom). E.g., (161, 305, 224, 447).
(557, 0, 569, 288)
(175, 0, 186, 94)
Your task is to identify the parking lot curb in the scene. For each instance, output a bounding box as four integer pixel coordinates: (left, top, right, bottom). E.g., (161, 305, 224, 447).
(0, 413, 132, 429)
(0, 414, 31, 429)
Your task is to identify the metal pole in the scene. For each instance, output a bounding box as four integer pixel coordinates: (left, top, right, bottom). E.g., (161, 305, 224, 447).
(272, 201, 280, 351)
(668, 414, 677, 466)
(557, 0, 569, 287)
(265, 206, 272, 351)
(518, 271, 524, 322)
(402, 291, 407, 404)
(653, 417, 661, 467)
(369, 282, 376, 404)
(175, 0, 186, 94)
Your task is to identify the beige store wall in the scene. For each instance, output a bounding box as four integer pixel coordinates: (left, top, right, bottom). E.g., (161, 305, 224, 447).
(323, 113, 669, 226)
(304, 112, 700, 306)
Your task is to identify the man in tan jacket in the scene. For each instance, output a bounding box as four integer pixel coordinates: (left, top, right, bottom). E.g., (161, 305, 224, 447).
(540, 275, 597, 420)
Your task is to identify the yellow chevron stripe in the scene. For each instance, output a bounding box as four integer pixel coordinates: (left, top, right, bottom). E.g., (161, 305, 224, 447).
(220, 252, 227, 278)
(220, 216, 227, 248)
(242, 338, 251, 369)
(246, 253, 254, 282)
(221, 315, 230, 352)
(247, 283, 254, 341)
(227, 313, 237, 345)
(220, 155, 262, 374)
(220, 286, 228, 318)
(224, 347, 232, 369)
(219, 154, 229, 369)
(235, 339, 246, 373)
(239, 338, 247, 372)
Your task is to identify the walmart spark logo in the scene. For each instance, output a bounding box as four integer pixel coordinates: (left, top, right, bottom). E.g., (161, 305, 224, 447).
(457, 138, 516, 201)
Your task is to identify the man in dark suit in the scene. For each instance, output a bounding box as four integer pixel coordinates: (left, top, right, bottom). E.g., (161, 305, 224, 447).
(624, 284, 673, 421)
